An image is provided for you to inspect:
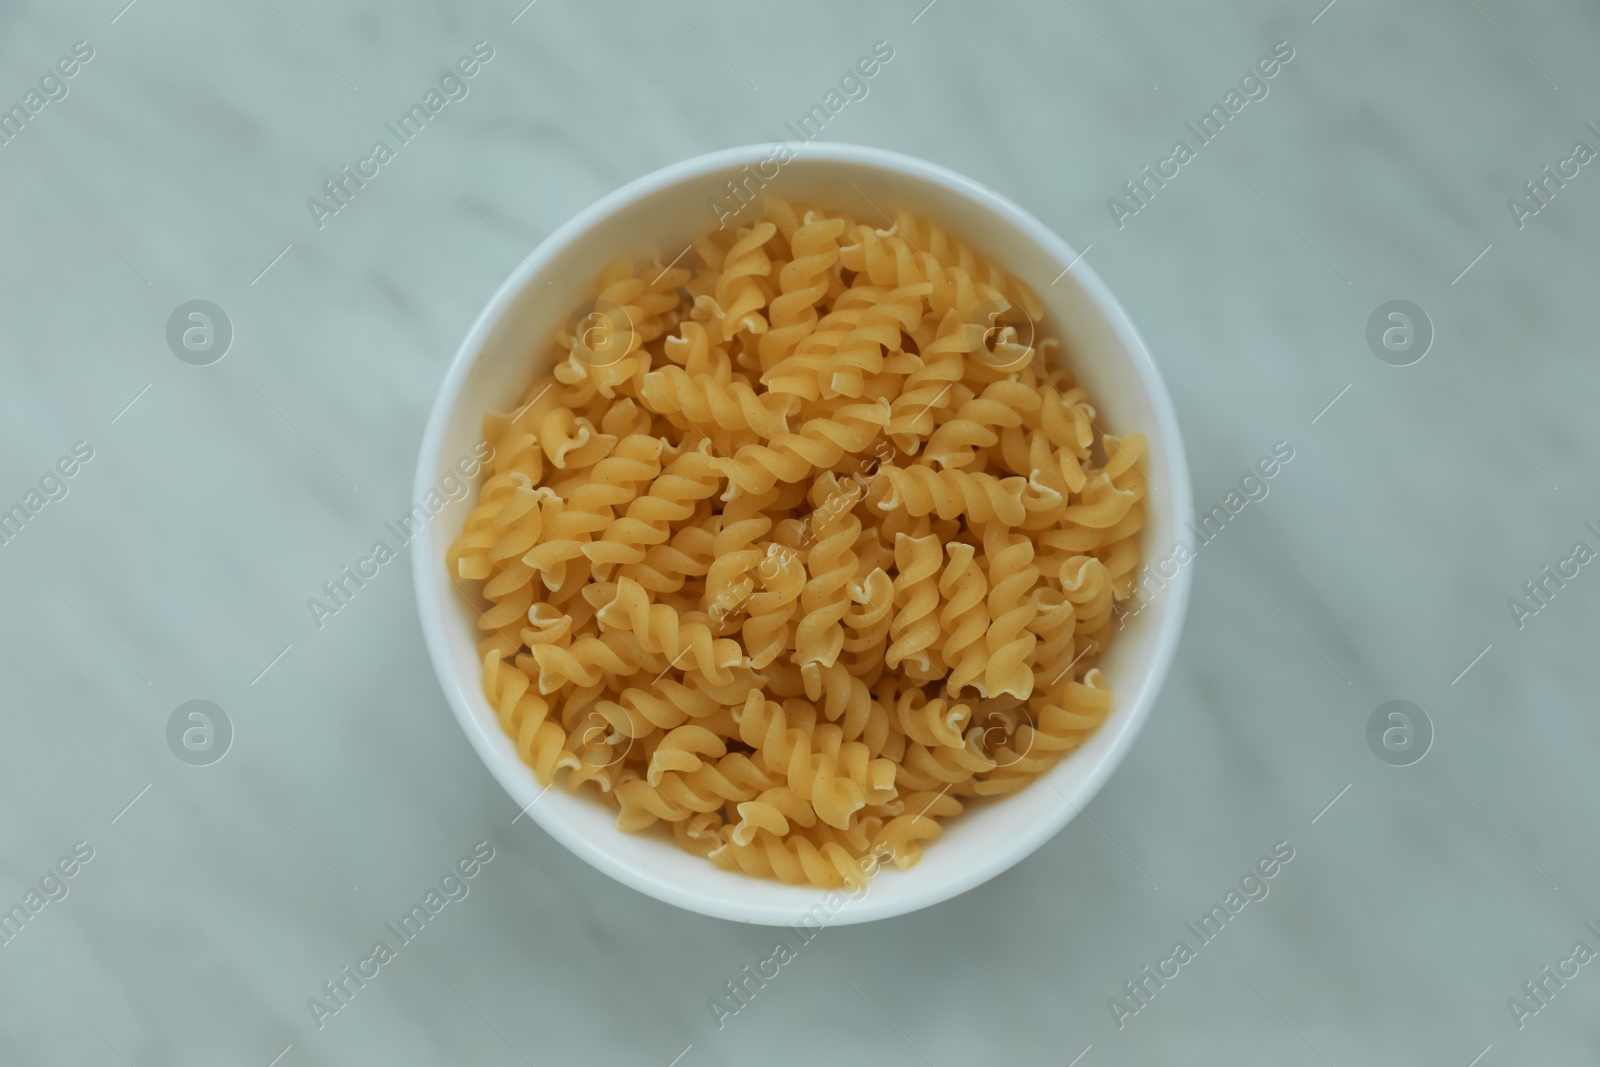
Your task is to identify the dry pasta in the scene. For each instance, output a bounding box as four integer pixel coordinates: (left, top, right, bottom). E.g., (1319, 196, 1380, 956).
(446, 196, 1146, 887)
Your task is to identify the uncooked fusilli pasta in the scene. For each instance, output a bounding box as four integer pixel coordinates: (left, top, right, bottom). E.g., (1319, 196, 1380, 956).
(446, 196, 1146, 887)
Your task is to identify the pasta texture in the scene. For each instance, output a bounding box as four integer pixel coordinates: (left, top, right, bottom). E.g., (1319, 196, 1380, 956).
(446, 197, 1146, 887)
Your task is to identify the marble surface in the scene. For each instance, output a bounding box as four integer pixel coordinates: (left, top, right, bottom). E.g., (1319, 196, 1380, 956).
(3, 0, 1598, 1063)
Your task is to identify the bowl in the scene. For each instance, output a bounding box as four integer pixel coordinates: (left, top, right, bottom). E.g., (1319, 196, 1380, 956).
(412, 143, 1192, 925)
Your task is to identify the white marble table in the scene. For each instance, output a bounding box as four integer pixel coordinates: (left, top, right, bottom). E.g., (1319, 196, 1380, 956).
(3, 0, 1597, 1063)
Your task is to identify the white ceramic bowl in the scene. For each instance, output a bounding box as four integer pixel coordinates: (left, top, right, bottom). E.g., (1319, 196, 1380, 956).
(413, 143, 1191, 926)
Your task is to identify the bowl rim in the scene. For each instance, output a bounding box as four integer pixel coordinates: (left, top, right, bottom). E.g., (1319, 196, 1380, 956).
(412, 142, 1192, 925)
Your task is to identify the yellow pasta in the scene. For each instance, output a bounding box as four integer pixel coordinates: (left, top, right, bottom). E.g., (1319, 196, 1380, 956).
(447, 196, 1146, 886)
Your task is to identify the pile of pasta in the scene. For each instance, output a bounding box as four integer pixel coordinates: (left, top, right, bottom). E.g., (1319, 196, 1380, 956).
(446, 196, 1146, 888)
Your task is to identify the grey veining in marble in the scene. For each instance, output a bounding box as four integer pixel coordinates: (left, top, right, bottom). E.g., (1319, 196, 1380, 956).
(3, 0, 1599, 1063)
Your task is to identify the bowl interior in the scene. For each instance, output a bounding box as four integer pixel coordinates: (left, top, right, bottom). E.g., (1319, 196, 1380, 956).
(414, 144, 1191, 925)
